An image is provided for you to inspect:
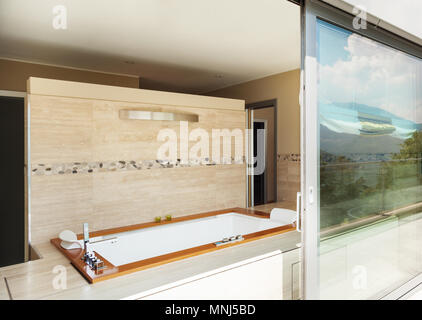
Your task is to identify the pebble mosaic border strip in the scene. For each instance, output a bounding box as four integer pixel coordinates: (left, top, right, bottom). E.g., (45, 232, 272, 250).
(277, 153, 300, 162)
(31, 157, 245, 176)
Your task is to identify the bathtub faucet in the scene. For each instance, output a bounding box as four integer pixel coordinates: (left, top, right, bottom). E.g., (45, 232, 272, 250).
(82, 223, 105, 273)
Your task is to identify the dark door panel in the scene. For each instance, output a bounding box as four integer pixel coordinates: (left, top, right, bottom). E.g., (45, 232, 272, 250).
(0, 96, 25, 267)
(253, 121, 265, 206)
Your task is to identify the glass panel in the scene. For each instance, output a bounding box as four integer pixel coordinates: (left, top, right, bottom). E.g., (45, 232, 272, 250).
(317, 19, 422, 299)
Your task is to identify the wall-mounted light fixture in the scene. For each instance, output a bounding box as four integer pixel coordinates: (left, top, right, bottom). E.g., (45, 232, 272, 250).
(119, 109, 199, 122)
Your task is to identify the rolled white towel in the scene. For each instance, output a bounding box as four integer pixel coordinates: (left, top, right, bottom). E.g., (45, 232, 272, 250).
(59, 229, 82, 250)
(270, 208, 297, 225)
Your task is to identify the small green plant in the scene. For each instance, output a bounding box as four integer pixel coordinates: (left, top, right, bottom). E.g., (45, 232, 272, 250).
(154, 216, 162, 223)
(165, 214, 172, 221)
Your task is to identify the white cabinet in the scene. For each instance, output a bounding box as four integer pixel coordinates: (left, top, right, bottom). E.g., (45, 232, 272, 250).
(125, 250, 284, 300)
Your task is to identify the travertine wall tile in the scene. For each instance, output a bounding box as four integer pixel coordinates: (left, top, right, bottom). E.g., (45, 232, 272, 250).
(277, 154, 301, 202)
(29, 93, 246, 244)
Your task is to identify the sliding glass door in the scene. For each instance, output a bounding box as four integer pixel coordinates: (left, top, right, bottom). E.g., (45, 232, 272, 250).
(302, 0, 422, 299)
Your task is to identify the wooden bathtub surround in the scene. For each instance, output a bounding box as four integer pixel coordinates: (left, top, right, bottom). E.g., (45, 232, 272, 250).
(49, 241, 118, 282)
(0, 230, 300, 300)
(28, 78, 246, 245)
(51, 207, 295, 283)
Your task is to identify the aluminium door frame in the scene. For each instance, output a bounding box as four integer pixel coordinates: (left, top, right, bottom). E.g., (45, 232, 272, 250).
(301, 0, 422, 300)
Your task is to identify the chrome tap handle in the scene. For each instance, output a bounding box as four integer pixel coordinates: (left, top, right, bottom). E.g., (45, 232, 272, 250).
(83, 223, 89, 243)
(94, 259, 104, 271)
(83, 223, 90, 253)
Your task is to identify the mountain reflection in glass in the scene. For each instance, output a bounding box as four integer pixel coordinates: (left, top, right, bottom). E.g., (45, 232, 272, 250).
(317, 20, 422, 232)
(317, 19, 422, 299)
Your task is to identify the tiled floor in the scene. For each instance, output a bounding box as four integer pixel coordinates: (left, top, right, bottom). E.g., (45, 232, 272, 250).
(252, 202, 422, 300)
(252, 201, 296, 213)
(320, 211, 422, 299)
(402, 282, 422, 300)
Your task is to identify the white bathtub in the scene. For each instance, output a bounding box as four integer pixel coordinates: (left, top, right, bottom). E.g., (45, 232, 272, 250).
(82, 212, 286, 266)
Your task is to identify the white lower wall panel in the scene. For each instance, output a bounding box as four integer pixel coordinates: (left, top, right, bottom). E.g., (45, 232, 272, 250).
(122, 250, 283, 300)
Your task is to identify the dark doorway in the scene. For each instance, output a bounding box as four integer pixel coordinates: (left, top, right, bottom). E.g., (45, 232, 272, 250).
(247, 99, 277, 207)
(0, 96, 25, 267)
(253, 121, 266, 205)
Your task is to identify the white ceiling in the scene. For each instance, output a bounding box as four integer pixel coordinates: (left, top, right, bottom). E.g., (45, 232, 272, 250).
(343, 0, 422, 40)
(0, 0, 301, 93)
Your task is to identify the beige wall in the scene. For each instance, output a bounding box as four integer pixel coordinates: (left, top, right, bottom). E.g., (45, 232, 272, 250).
(0, 59, 139, 92)
(28, 78, 246, 244)
(207, 69, 301, 203)
(207, 69, 300, 155)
